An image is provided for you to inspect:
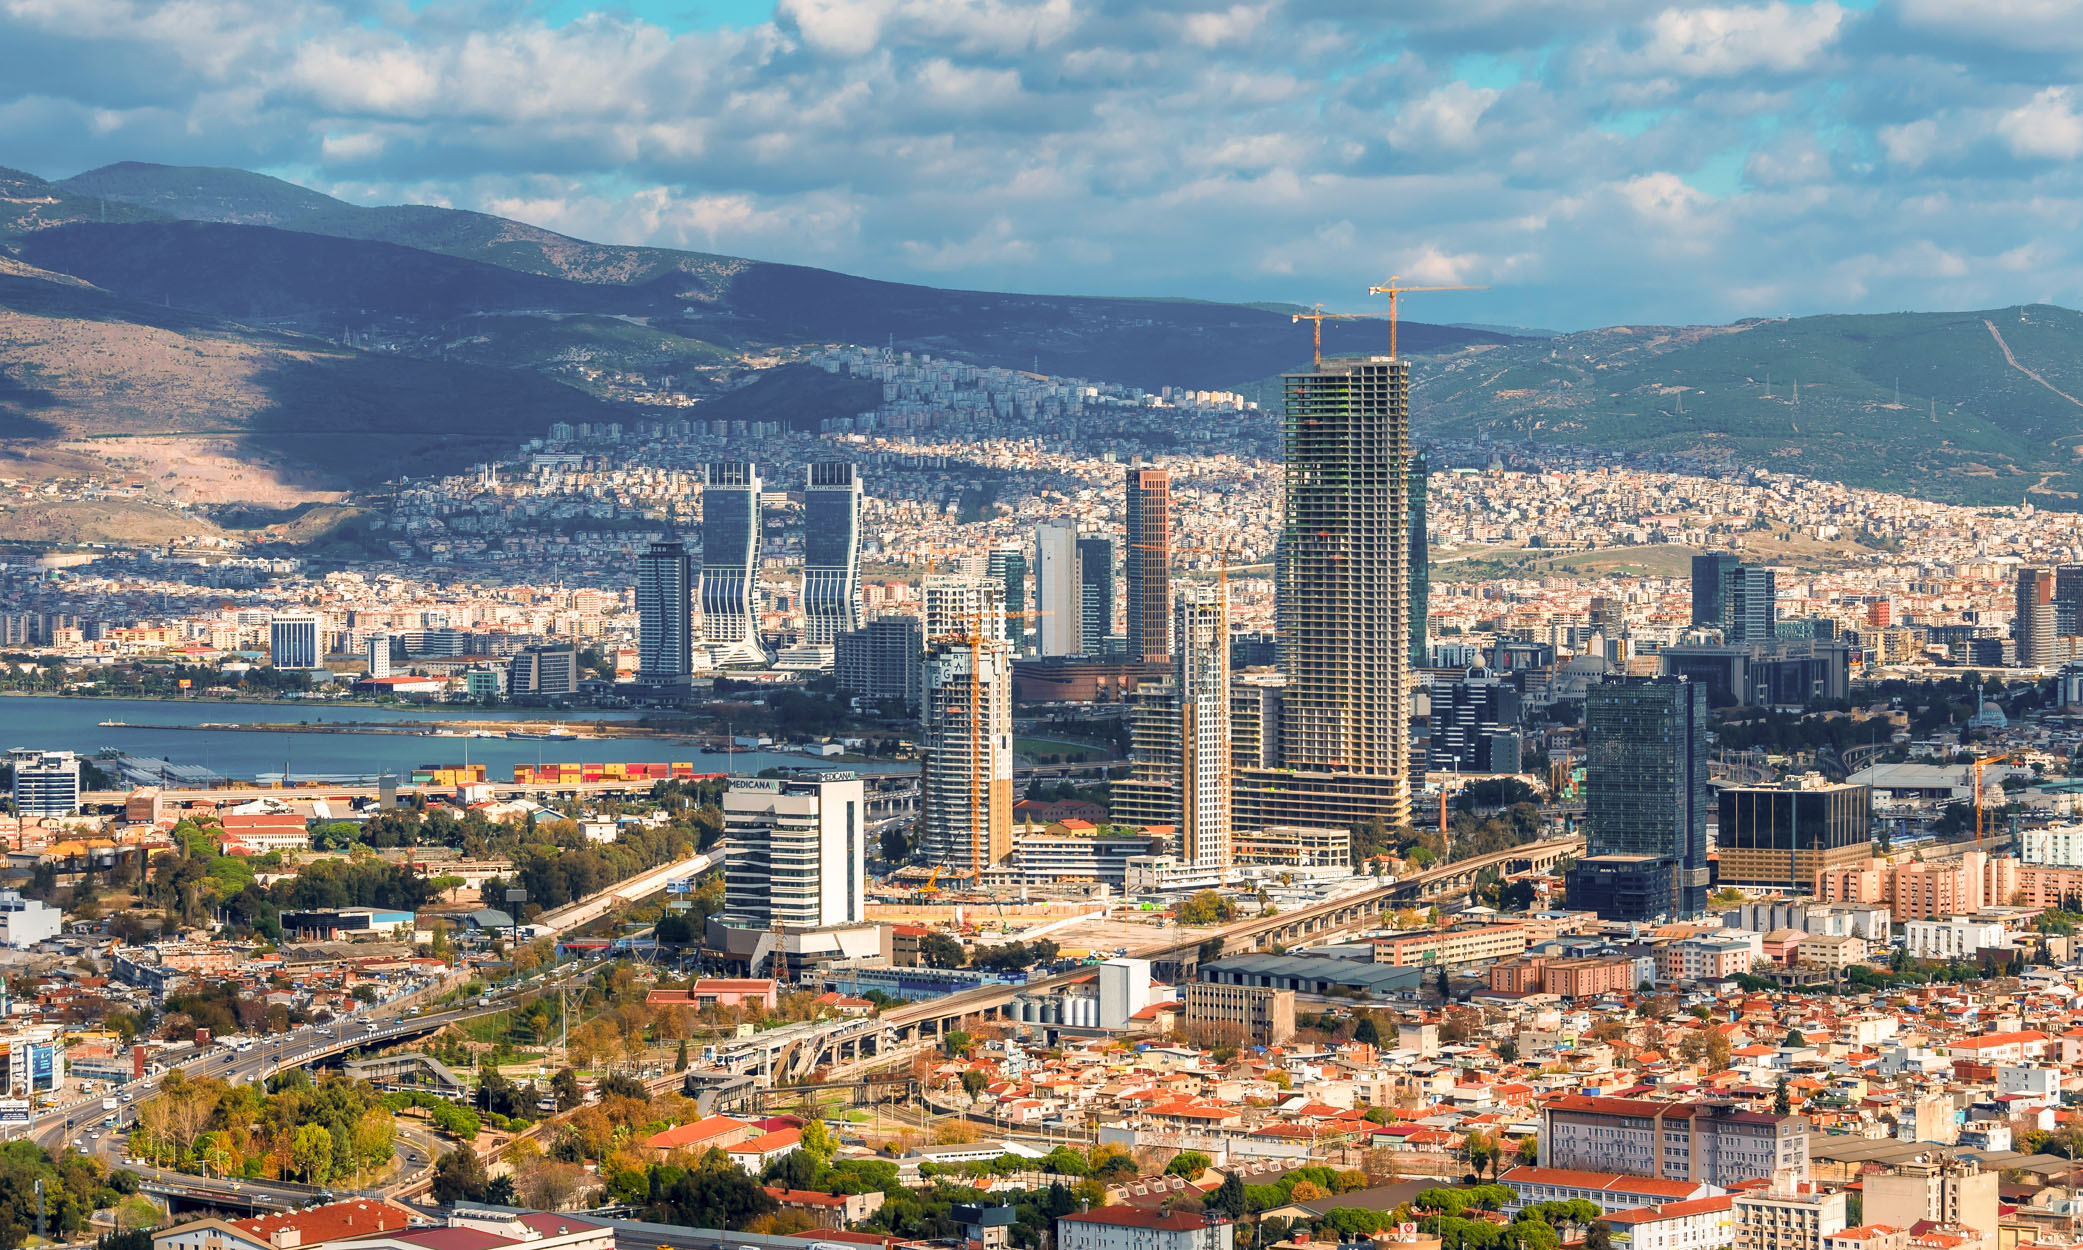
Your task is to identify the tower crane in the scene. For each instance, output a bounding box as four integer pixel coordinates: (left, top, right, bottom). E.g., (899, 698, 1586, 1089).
(1290, 304, 1382, 369)
(1364, 276, 1490, 360)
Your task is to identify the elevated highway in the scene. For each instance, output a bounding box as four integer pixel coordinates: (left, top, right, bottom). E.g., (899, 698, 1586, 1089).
(739, 834, 1584, 1076)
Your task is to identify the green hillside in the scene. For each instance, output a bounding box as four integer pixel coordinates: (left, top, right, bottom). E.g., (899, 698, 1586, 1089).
(1412, 307, 2083, 506)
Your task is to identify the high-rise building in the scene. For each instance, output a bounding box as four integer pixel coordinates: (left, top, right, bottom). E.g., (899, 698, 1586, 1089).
(923, 573, 1005, 644)
(1726, 565, 1778, 644)
(802, 462, 863, 648)
(8, 750, 79, 819)
(1176, 585, 1231, 871)
(723, 773, 866, 930)
(836, 616, 924, 709)
(920, 639, 1014, 874)
(1237, 355, 1411, 831)
(635, 540, 694, 687)
(1125, 467, 1172, 662)
(1034, 520, 1081, 657)
(1567, 677, 1711, 920)
(270, 613, 321, 670)
(2056, 564, 2083, 637)
(988, 546, 1029, 649)
(1409, 451, 1430, 662)
(2017, 566, 2057, 666)
(1429, 667, 1522, 774)
(1078, 534, 1116, 655)
(366, 634, 392, 680)
(700, 461, 767, 667)
(1691, 552, 1742, 629)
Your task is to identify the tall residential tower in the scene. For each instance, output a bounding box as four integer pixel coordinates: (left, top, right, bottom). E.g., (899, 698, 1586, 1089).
(700, 461, 767, 667)
(636, 540, 694, 688)
(802, 462, 863, 649)
(1125, 467, 1172, 662)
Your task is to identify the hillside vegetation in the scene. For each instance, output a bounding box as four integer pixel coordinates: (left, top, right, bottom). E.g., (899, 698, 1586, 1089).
(1412, 307, 2083, 506)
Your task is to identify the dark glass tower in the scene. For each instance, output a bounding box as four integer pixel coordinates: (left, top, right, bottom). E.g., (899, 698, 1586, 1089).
(1077, 534, 1116, 655)
(636, 540, 692, 687)
(1690, 552, 1741, 629)
(1572, 677, 1709, 919)
(803, 462, 862, 647)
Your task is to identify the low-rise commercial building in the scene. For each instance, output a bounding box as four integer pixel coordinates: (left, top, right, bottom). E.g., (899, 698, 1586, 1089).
(1182, 981, 1296, 1045)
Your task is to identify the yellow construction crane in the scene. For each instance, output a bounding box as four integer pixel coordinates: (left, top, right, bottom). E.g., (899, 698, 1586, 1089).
(920, 865, 943, 894)
(1972, 752, 2016, 850)
(1290, 304, 1380, 369)
(1365, 276, 1489, 360)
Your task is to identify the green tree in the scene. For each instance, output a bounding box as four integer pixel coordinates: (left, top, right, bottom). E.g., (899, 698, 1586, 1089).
(1166, 1151, 1213, 1181)
(291, 1124, 334, 1184)
(1354, 1015, 1382, 1046)
(1210, 1172, 1248, 1219)
(1178, 892, 1238, 925)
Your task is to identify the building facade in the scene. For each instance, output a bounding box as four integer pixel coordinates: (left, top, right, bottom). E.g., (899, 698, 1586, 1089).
(700, 461, 767, 667)
(1175, 585, 1230, 870)
(1733, 1187, 1845, 1250)
(1181, 981, 1296, 1045)
(9, 749, 80, 819)
(1715, 777, 1874, 893)
(1035, 520, 1081, 657)
(1569, 677, 1710, 920)
(1249, 356, 1413, 830)
(723, 773, 866, 930)
(920, 639, 1014, 873)
(802, 462, 864, 648)
(836, 616, 924, 709)
(1539, 1096, 1810, 1188)
(636, 540, 694, 688)
(270, 612, 321, 669)
(1429, 667, 1523, 774)
(1125, 466, 1171, 662)
(2017, 567, 2057, 667)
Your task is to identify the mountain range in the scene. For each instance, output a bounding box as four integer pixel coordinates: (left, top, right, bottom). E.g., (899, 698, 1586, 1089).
(1, 159, 2080, 524)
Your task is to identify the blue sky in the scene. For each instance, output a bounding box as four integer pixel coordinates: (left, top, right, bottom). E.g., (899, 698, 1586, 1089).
(4, 0, 2083, 329)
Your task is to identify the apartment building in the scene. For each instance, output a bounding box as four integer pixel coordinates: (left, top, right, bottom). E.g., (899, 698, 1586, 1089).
(1370, 923, 1530, 967)
(1539, 1097, 1810, 1188)
(1733, 1185, 1845, 1250)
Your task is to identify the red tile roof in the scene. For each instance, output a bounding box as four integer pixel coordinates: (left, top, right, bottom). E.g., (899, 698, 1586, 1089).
(230, 1200, 417, 1246)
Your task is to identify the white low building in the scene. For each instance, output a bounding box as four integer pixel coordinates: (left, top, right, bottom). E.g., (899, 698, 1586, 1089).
(1904, 918, 2008, 960)
(1058, 1208, 1234, 1250)
(0, 892, 61, 948)
(1605, 1195, 1737, 1250)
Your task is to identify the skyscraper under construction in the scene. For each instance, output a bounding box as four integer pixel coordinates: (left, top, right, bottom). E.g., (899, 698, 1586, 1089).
(1236, 355, 1411, 832)
(919, 637, 1014, 875)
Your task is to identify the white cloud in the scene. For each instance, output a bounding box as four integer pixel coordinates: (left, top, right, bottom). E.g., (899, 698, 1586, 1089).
(1627, 2, 1846, 77)
(2000, 87, 2083, 161)
(1391, 82, 1500, 151)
